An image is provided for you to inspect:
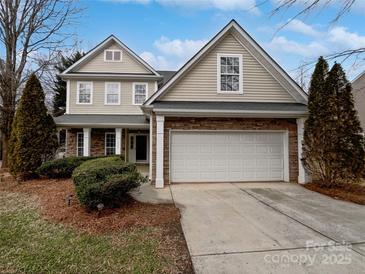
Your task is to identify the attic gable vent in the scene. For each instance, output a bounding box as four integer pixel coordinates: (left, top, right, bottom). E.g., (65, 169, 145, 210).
(104, 49, 122, 62)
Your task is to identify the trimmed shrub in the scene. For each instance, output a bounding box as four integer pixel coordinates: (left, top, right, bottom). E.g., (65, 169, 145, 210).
(72, 157, 146, 209)
(36, 156, 97, 178)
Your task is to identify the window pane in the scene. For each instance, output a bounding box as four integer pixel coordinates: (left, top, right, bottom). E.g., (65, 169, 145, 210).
(105, 50, 113, 61)
(134, 84, 147, 104)
(107, 94, 118, 103)
(220, 57, 226, 65)
(77, 133, 84, 157)
(105, 133, 116, 155)
(113, 51, 121, 61)
(219, 55, 241, 92)
(233, 66, 239, 74)
(78, 83, 91, 103)
(106, 83, 119, 104)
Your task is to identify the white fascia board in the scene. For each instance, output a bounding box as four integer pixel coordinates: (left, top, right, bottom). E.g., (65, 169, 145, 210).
(60, 73, 162, 80)
(56, 123, 149, 129)
(153, 108, 307, 118)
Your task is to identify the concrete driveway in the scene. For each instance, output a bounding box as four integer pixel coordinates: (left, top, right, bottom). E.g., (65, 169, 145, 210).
(170, 183, 365, 274)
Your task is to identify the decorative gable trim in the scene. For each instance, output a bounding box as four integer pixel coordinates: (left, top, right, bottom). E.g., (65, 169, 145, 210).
(144, 20, 308, 105)
(61, 35, 161, 77)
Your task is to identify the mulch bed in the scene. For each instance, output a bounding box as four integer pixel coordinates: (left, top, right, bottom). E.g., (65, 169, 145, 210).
(0, 172, 194, 273)
(304, 182, 365, 205)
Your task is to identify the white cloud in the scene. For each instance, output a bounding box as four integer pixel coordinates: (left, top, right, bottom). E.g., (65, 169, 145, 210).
(267, 21, 365, 61)
(284, 19, 321, 37)
(154, 36, 207, 58)
(328, 26, 365, 50)
(104, 0, 259, 13)
(140, 51, 170, 70)
(140, 36, 208, 70)
(156, 0, 259, 12)
(268, 36, 329, 57)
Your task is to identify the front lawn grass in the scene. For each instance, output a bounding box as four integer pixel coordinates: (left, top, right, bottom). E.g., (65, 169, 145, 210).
(0, 191, 166, 274)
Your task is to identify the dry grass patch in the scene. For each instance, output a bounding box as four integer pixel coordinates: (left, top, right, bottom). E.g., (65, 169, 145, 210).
(304, 181, 365, 205)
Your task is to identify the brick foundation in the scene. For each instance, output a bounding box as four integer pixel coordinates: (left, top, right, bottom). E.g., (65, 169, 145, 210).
(151, 116, 299, 185)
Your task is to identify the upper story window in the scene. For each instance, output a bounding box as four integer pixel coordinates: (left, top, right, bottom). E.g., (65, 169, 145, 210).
(104, 50, 122, 62)
(133, 83, 148, 105)
(217, 53, 243, 94)
(77, 81, 93, 104)
(105, 82, 121, 105)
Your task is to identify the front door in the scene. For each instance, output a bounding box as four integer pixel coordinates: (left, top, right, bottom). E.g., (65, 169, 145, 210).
(129, 134, 148, 163)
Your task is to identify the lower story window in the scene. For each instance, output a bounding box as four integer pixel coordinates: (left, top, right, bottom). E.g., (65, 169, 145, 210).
(77, 132, 84, 157)
(105, 132, 116, 155)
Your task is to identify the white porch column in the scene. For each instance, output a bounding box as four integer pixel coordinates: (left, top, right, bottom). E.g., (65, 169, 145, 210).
(155, 115, 164, 188)
(115, 128, 122, 155)
(149, 117, 153, 180)
(83, 128, 91, 157)
(297, 118, 308, 184)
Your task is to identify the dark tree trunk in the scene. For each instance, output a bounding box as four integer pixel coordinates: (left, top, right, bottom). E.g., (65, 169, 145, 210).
(2, 136, 8, 168)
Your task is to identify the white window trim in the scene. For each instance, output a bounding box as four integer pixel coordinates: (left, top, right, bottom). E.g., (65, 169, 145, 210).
(216, 53, 243, 94)
(104, 82, 121, 105)
(132, 82, 149, 105)
(105, 132, 116, 156)
(76, 81, 93, 105)
(104, 49, 123, 62)
(76, 132, 84, 157)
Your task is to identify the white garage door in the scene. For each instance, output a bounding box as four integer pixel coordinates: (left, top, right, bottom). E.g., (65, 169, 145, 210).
(170, 131, 286, 183)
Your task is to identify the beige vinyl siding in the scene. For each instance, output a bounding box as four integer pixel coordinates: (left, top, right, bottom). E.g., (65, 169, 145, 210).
(77, 41, 151, 74)
(161, 34, 296, 103)
(69, 80, 156, 114)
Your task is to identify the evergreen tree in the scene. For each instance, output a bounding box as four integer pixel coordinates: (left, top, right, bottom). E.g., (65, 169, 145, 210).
(302, 57, 330, 182)
(327, 63, 364, 183)
(9, 74, 58, 180)
(303, 59, 365, 185)
(53, 51, 84, 116)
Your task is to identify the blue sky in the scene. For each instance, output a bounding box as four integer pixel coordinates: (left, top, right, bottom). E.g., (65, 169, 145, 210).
(75, 0, 365, 83)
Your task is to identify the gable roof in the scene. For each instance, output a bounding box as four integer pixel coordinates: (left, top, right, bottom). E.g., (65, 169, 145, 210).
(144, 20, 308, 105)
(61, 35, 161, 76)
(352, 70, 365, 83)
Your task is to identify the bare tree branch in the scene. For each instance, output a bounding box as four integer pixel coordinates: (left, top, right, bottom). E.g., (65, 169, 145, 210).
(0, 0, 83, 167)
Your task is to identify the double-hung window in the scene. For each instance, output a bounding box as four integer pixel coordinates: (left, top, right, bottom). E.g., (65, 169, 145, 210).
(133, 83, 148, 105)
(105, 82, 121, 105)
(105, 132, 116, 155)
(77, 132, 84, 157)
(77, 82, 93, 104)
(217, 54, 242, 93)
(104, 50, 122, 62)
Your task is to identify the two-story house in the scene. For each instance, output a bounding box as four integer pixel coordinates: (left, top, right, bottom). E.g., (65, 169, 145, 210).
(55, 20, 309, 188)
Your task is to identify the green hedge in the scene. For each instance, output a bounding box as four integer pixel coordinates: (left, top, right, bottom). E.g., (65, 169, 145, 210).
(36, 156, 97, 178)
(72, 157, 146, 210)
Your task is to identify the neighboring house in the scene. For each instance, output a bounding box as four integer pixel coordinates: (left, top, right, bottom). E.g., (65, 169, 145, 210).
(55, 20, 308, 188)
(352, 71, 365, 132)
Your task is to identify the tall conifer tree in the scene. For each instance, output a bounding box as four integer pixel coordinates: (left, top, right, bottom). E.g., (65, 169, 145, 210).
(9, 74, 58, 179)
(302, 57, 330, 182)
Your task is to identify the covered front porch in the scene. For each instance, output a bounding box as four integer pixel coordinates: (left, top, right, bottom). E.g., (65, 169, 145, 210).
(54, 114, 151, 178)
